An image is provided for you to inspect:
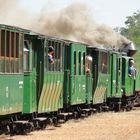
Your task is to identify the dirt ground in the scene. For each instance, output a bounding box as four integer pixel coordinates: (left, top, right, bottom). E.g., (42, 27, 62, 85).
(1, 108, 140, 140)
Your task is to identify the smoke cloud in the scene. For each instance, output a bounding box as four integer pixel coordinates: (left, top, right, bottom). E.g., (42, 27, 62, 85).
(0, 0, 129, 47)
(0, 0, 32, 28)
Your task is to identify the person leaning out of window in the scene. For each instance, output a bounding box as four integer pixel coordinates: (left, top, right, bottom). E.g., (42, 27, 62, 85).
(128, 59, 136, 78)
(48, 46, 55, 64)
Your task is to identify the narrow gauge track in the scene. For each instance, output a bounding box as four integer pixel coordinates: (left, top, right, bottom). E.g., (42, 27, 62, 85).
(0, 103, 140, 136)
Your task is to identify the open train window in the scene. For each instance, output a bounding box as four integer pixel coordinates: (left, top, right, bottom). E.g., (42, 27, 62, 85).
(0, 30, 23, 73)
(100, 52, 108, 74)
(19, 33, 23, 73)
(1, 30, 5, 72)
(74, 51, 76, 75)
(23, 40, 29, 72)
(117, 58, 121, 76)
(79, 52, 81, 75)
(15, 33, 19, 73)
(83, 52, 85, 75)
(46, 40, 63, 72)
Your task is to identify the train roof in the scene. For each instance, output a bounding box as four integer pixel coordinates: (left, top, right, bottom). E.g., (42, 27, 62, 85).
(0, 24, 126, 53)
(0, 24, 30, 33)
(87, 45, 114, 52)
(122, 55, 133, 60)
(28, 30, 90, 45)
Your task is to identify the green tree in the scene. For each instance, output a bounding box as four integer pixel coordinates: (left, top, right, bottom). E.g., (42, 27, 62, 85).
(120, 10, 140, 71)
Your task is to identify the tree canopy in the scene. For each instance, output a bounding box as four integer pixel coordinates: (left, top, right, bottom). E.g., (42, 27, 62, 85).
(119, 10, 140, 70)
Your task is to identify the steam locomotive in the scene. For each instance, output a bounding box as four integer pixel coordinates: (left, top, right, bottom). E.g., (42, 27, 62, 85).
(0, 24, 140, 134)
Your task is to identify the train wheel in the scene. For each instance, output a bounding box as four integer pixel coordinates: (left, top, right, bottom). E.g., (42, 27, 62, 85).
(114, 103, 121, 112)
(126, 101, 134, 111)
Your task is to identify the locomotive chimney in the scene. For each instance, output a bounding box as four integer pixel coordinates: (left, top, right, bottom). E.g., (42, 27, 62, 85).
(120, 42, 137, 56)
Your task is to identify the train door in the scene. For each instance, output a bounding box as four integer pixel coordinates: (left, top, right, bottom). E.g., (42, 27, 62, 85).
(92, 49, 109, 104)
(37, 38, 65, 113)
(23, 36, 38, 113)
(86, 48, 93, 104)
(68, 43, 87, 105)
(110, 52, 122, 98)
(122, 57, 135, 96)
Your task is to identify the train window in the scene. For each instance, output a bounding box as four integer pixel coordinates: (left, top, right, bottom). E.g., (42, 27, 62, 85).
(11, 32, 15, 73)
(1, 30, 5, 57)
(0, 30, 23, 74)
(55, 42, 58, 70)
(6, 31, 10, 57)
(19, 33, 23, 73)
(1, 30, 5, 72)
(117, 58, 121, 76)
(23, 41, 29, 72)
(83, 53, 85, 75)
(15, 33, 19, 73)
(100, 52, 108, 74)
(46, 40, 63, 72)
(47, 41, 55, 71)
(0, 30, 1, 72)
(116, 58, 120, 93)
(74, 51, 76, 75)
(6, 31, 10, 73)
(11, 32, 15, 57)
(79, 52, 81, 75)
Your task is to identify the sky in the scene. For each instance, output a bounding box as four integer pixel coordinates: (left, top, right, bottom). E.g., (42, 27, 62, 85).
(20, 0, 140, 28)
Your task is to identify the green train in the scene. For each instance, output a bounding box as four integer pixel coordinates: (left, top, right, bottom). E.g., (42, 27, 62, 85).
(0, 24, 140, 134)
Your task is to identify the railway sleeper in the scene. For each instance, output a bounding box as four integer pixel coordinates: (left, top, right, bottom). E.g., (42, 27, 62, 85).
(9, 120, 33, 135)
(73, 108, 96, 119)
(102, 106, 110, 112)
(75, 109, 91, 118)
(58, 112, 73, 123)
(80, 108, 93, 116)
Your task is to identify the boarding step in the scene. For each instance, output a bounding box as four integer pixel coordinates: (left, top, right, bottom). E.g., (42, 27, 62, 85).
(81, 108, 97, 115)
(10, 120, 32, 135)
(58, 112, 73, 122)
(80, 109, 91, 117)
(102, 106, 109, 111)
(91, 108, 97, 113)
(32, 117, 48, 129)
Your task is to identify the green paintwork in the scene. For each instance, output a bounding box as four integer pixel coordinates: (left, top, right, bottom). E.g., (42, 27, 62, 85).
(86, 75, 93, 104)
(38, 72, 64, 113)
(0, 74, 23, 115)
(110, 52, 122, 98)
(93, 73, 108, 104)
(63, 70, 70, 106)
(122, 57, 135, 96)
(70, 75, 86, 105)
(92, 50, 109, 104)
(85, 50, 93, 104)
(68, 43, 86, 105)
(135, 72, 140, 91)
(23, 70, 37, 113)
(0, 24, 26, 116)
(22, 34, 39, 114)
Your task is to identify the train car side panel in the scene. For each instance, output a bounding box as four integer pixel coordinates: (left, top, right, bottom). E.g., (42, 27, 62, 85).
(0, 25, 24, 115)
(110, 52, 122, 98)
(37, 38, 64, 113)
(122, 57, 135, 96)
(69, 43, 86, 105)
(0, 75, 23, 115)
(92, 50, 109, 104)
